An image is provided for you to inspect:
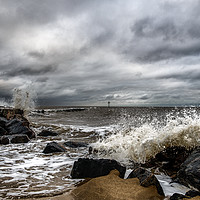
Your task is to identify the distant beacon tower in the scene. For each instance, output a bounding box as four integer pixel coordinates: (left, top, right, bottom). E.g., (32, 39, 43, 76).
(108, 101, 110, 107)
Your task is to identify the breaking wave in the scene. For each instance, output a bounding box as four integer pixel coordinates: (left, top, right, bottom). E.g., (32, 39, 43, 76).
(13, 86, 36, 112)
(92, 108, 200, 163)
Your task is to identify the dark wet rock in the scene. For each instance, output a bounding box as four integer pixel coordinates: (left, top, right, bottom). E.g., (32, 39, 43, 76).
(142, 146, 193, 177)
(185, 190, 200, 198)
(177, 147, 200, 191)
(10, 134, 30, 143)
(169, 193, 188, 200)
(5, 118, 35, 139)
(36, 109, 45, 114)
(64, 141, 88, 148)
(71, 158, 126, 179)
(0, 126, 7, 136)
(1, 136, 10, 144)
(127, 166, 164, 196)
(1, 134, 30, 144)
(0, 117, 8, 128)
(38, 130, 58, 137)
(43, 142, 66, 154)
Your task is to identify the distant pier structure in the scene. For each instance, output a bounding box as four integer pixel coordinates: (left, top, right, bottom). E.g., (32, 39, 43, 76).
(108, 101, 110, 107)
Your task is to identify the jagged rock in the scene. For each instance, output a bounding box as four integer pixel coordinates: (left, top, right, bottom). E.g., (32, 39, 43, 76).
(169, 193, 188, 200)
(0, 117, 8, 128)
(64, 141, 88, 148)
(185, 190, 200, 198)
(127, 167, 164, 196)
(71, 158, 126, 179)
(0, 126, 7, 136)
(38, 130, 58, 137)
(6, 118, 35, 139)
(43, 142, 66, 154)
(177, 147, 200, 191)
(142, 146, 193, 177)
(1, 134, 30, 144)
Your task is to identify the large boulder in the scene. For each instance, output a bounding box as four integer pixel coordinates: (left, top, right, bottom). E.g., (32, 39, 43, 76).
(127, 167, 164, 196)
(71, 170, 164, 200)
(142, 146, 193, 177)
(38, 130, 58, 137)
(5, 118, 35, 139)
(71, 158, 126, 179)
(43, 142, 66, 154)
(64, 141, 88, 148)
(177, 147, 200, 191)
(1, 134, 30, 144)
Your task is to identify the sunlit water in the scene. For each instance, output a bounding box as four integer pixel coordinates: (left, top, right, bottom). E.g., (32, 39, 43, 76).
(0, 106, 200, 199)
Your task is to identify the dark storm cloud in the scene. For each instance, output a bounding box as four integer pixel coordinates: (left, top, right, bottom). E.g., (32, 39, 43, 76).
(0, 0, 200, 106)
(5, 65, 56, 77)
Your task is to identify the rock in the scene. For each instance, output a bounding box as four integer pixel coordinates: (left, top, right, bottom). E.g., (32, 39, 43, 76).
(0, 117, 8, 128)
(71, 170, 164, 200)
(177, 147, 200, 191)
(169, 193, 188, 200)
(1, 136, 10, 144)
(10, 134, 30, 143)
(43, 142, 66, 154)
(6, 118, 35, 139)
(71, 158, 126, 179)
(127, 167, 164, 196)
(1, 134, 30, 144)
(38, 130, 58, 137)
(64, 141, 88, 148)
(185, 190, 200, 198)
(0, 126, 7, 136)
(142, 146, 193, 177)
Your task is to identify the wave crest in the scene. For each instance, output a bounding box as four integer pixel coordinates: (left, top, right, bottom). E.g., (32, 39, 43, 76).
(92, 108, 200, 163)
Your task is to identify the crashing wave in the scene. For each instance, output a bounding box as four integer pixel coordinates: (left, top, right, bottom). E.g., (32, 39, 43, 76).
(92, 108, 200, 163)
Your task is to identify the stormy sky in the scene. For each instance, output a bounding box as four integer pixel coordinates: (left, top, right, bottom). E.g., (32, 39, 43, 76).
(0, 0, 200, 106)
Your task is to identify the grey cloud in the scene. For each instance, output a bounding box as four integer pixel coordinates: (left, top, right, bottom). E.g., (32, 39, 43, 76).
(0, 0, 200, 106)
(139, 94, 151, 100)
(36, 77, 49, 83)
(28, 51, 45, 59)
(158, 70, 200, 81)
(5, 65, 57, 77)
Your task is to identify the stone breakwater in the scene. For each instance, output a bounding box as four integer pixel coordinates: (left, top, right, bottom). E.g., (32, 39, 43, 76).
(0, 108, 35, 144)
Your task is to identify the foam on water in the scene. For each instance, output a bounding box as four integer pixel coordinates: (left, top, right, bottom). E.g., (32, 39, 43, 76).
(92, 108, 200, 163)
(0, 135, 86, 199)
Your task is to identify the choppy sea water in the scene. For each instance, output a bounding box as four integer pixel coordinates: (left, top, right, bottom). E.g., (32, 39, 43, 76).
(0, 106, 200, 199)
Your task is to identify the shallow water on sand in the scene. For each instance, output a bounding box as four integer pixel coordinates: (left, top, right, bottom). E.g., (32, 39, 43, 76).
(0, 106, 200, 199)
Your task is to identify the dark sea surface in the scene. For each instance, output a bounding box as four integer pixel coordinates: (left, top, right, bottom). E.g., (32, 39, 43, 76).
(0, 106, 200, 199)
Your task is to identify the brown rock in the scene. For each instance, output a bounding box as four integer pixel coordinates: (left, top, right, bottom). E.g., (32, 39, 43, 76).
(71, 170, 164, 200)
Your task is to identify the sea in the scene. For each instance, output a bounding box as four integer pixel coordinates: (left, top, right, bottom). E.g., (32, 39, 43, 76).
(0, 105, 200, 199)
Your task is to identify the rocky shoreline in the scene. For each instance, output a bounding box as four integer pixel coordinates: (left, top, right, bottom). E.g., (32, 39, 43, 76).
(0, 108, 200, 200)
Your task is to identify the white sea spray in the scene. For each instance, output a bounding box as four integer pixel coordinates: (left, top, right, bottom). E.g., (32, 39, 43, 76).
(12, 85, 37, 113)
(0, 98, 12, 107)
(92, 108, 200, 163)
